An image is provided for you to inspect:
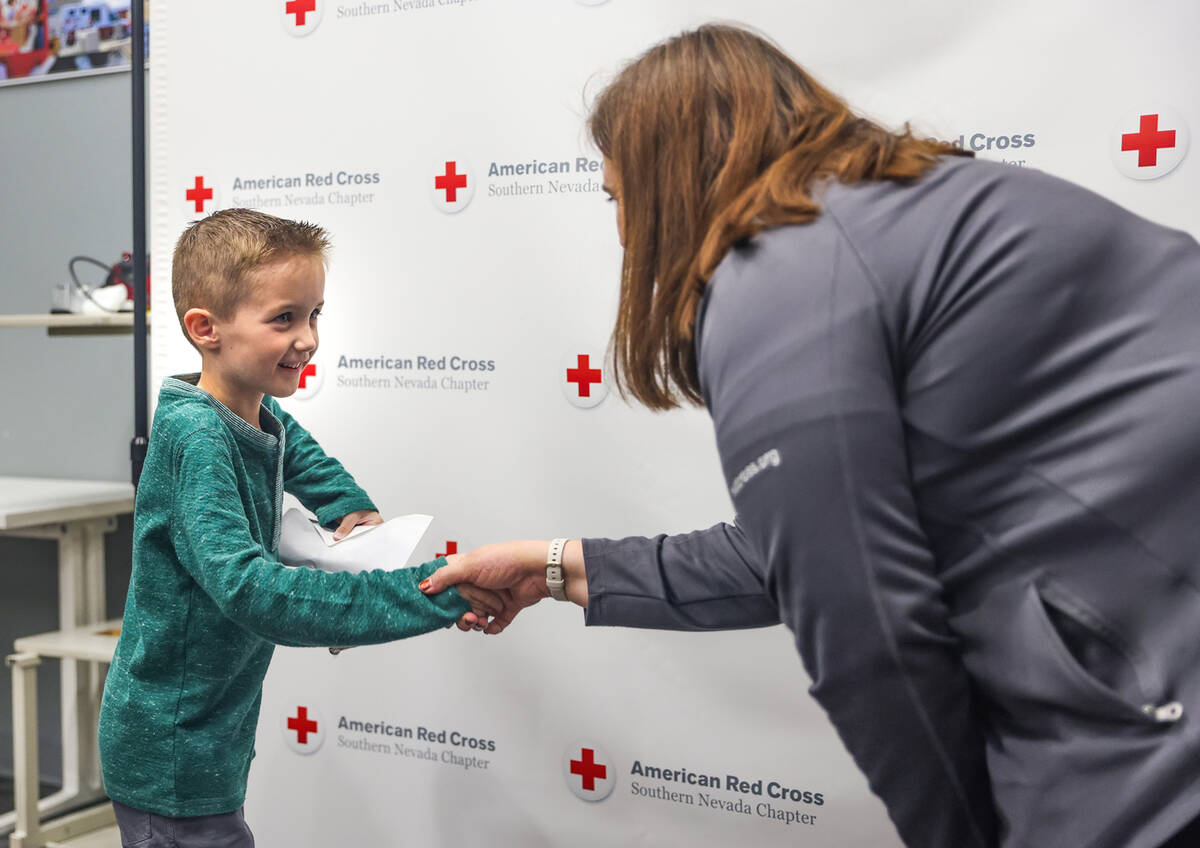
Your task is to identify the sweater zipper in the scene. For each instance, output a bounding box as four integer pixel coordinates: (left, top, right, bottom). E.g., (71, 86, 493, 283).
(272, 426, 286, 551)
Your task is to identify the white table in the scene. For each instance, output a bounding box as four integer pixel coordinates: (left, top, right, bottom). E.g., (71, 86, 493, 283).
(0, 478, 134, 840)
(8, 623, 122, 848)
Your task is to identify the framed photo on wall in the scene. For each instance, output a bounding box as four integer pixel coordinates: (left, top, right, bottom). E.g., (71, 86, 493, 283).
(0, 0, 146, 86)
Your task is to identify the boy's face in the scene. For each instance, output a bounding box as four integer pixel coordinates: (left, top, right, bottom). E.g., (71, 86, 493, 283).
(211, 253, 325, 402)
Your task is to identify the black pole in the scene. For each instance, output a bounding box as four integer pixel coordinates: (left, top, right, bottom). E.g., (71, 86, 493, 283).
(130, 1, 149, 486)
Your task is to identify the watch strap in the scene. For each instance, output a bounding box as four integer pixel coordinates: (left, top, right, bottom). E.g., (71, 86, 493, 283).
(546, 537, 568, 601)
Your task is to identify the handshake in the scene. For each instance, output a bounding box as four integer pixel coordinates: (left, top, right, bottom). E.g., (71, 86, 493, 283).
(304, 513, 585, 638)
(419, 540, 586, 635)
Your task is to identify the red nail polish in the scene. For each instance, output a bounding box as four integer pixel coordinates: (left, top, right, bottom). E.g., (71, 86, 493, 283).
(419, 579, 431, 592)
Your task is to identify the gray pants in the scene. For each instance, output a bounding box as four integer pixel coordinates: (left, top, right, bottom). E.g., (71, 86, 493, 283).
(112, 800, 254, 848)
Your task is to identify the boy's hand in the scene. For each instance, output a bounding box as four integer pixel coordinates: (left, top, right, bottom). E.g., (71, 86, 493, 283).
(332, 509, 383, 541)
(436, 555, 505, 632)
(456, 611, 482, 632)
(455, 582, 505, 631)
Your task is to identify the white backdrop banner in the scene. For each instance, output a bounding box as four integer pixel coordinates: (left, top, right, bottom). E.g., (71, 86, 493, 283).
(147, 1, 1197, 845)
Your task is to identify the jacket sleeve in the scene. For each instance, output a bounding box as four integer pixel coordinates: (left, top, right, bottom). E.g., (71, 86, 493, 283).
(582, 522, 779, 630)
(268, 398, 377, 525)
(697, 229, 997, 847)
(170, 429, 467, 646)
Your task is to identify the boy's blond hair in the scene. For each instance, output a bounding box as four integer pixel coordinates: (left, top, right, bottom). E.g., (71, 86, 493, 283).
(172, 209, 331, 344)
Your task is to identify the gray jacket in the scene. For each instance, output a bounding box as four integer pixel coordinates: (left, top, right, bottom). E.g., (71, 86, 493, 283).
(584, 157, 1200, 848)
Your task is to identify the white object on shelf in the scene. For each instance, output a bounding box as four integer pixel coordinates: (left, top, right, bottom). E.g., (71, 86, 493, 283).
(50, 284, 131, 315)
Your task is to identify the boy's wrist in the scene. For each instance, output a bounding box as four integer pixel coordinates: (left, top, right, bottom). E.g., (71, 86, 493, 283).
(314, 496, 377, 527)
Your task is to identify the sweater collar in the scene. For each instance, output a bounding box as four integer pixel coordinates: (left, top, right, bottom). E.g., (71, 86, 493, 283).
(162, 374, 284, 448)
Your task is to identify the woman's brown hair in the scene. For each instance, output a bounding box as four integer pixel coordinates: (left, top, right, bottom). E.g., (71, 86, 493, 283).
(589, 23, 970, 409)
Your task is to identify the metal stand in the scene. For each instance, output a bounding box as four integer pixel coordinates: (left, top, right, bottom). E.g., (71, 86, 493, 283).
(130, 0, 148, 487)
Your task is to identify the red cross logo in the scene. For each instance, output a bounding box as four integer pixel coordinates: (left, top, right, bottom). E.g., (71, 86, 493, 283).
(285, 0, 316, 25)
(1121, 114, 1176, 168)
(186, 176, 213, 213)
(298, 363, 317, 389)
(567, 355, 603, 398)
(563, 351, 609, 409)
(287, 706, 318, 744)
(435, 161, 468, 202)
(562, 742, 615, 800)
(570, 748, 607, 791)
(437, 541, 458, 558)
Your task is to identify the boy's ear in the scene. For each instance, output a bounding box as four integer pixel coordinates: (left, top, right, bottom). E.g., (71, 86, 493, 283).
(183, 308, 219, 352)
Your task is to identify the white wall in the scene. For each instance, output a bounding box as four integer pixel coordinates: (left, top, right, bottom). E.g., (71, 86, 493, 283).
(148, 1, 1198, 844)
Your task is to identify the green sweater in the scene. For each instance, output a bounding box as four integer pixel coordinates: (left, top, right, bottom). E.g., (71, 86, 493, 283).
(98, 376, 469, 816)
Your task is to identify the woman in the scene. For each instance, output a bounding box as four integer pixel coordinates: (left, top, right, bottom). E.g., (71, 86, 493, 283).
(421, 24, 1200, 848)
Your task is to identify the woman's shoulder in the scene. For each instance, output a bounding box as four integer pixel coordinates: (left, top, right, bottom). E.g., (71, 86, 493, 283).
(826, 155, 1064, 220)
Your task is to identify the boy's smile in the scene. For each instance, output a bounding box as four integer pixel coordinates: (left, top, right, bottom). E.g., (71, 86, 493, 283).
(194, 253, 325, 426)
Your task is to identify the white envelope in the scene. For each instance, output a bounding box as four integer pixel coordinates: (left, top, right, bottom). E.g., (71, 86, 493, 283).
(277, 508, 433, 574)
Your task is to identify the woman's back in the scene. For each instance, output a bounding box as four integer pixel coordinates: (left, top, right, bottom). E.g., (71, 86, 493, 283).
(698, 155, 1200, 847)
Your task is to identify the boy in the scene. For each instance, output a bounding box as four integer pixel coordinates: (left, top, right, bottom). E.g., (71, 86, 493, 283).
(98, 209, 496, 847)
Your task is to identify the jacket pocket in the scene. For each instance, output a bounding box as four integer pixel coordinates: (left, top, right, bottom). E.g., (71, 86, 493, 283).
(1029, 579, 1177, 725)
